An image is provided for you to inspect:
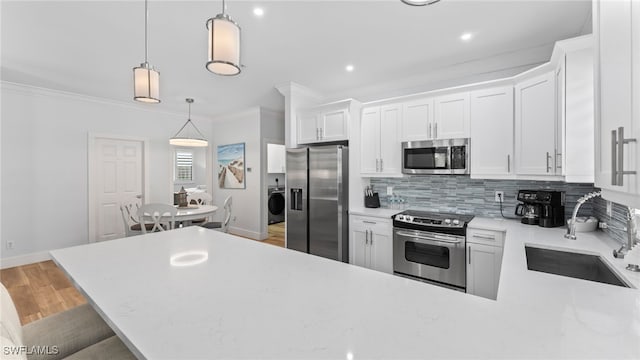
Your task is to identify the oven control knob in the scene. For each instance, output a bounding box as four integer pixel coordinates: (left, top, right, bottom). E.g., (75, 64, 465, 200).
(406, 216, 413, 222)
(452, 219, 460, 226)
(444, 219, 451, 225)
(397, 215, 405, 221)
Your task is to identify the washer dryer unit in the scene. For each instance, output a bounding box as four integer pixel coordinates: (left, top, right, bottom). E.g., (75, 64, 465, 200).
(268, 187, 285, 224)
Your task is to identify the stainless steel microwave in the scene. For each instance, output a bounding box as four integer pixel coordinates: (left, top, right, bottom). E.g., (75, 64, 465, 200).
(402, 138, 469, 175)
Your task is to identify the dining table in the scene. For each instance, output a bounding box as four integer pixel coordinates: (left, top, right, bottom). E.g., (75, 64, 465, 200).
(173, 204, 218, 227)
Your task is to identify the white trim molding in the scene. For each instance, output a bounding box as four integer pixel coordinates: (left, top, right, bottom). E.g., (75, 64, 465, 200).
(0, 251, 51, 270)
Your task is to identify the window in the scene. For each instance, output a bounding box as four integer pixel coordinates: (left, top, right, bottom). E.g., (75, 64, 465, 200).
(175, 150, 194, 182)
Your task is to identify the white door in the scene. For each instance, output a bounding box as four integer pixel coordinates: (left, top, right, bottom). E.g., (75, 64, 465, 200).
(470, 86, 514, 176)
(378, 105, 402, 176)
(320, 109, 348, 141)
(515, 72, 557, 175)
(297, 111, 319, 144)
(350, 228, 369, 268)
(466, 243, 503, 300)
(435, 92, 470, 139)
(401, 98, 433, 141)
(369, 228, 393, 274)
(360, 107, 381, 175)
(93, 138, 144, 242)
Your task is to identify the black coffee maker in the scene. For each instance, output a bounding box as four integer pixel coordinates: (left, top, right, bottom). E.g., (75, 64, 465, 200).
(515, 190, 565, 228)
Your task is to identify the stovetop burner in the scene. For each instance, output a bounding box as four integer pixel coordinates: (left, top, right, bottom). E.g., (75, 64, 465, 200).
(392, 210, 474, 235)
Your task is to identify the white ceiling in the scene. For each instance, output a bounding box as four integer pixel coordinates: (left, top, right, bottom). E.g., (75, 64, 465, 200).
(1, 0, 591, 119)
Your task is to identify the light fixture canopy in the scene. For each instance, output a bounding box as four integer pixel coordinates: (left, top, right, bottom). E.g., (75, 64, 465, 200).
(170, 99, 209, 147)
(206, 0, 241, 76)
(133, 0, 160, 103)
(400, 0, 441, 6)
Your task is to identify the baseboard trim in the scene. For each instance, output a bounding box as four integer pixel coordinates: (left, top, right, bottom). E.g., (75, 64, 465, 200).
(1, 251, 51, 269)
(228, 227, 265, 240)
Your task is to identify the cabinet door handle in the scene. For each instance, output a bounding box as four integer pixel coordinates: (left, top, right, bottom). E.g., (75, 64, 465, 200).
(363, 220, 376, 224)
(434, 123, 438, 138)
(380, 158, 384, 172)
(614, 126, 638, 186)
(546, 152, 551, 173)
(369, 230, 373, 246)
(320, 127, 323, 139)
(555, 151, 562, 170)
(365, 230, 368, 245)
(507, 155, 511, 173)
(611, 129, 618, 185)
(468, 246, 471, 265)
(375, 159, 379, 172)
(428, 123, 432, 139)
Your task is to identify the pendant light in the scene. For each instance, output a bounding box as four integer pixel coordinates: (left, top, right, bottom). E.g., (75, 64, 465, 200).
(169, 99, 208, 147)
(206, 0, 241, 76)
(133, 0, 160, 103)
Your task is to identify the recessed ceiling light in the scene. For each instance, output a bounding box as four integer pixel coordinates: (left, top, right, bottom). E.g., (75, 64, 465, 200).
(345, 64, 355, 72)
(253, 7, 264, 17)
(460, 32, 473, 42)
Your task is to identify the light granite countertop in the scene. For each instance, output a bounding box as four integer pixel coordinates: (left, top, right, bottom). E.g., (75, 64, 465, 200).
(51, 222, 640, 359)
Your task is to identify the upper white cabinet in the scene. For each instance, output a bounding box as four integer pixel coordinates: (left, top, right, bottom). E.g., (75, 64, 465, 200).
(434, 92, 470, 139)
(297, 100, 352, 145)
(470, 86, 514, 177)
(267, 144, 286, 173)
(361, 105, 402, 177)
(594, 0, 640, 207)
(400, 93, 469, 141)
(515, 72, 558, 176)
(349, 215, 393, 274)
(400, 98, 434, 141)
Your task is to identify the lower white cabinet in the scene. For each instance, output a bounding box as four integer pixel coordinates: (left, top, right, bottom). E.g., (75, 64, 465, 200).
(466, 228, 504, 300)
(350, 215, 393, 274)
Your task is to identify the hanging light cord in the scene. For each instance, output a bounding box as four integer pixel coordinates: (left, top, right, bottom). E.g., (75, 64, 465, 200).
(172, 100, 207, 139)
(144, 0, 149, 64)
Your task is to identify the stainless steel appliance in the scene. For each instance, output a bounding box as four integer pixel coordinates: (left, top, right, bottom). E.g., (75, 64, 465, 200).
(515, 190, 565, 227)
(286, 145, 349, 262)
(402, 138, 469, 175)
(393, 210, 474, 291)
(268, 187, 285, 224)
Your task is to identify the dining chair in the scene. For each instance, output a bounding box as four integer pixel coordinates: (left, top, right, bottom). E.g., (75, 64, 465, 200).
(119, 198, 148, 237)
(200, 195, 232, 232)
(137, 204, 177, 233)
(187, 192, 213, 225)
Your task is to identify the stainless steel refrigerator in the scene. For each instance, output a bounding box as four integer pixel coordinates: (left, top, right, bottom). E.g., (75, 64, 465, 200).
(286, 145, 349, 262)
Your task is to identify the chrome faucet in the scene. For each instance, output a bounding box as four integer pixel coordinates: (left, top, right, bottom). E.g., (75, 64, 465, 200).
(612, 207, 638, 262)
(565, 191, 602, 240)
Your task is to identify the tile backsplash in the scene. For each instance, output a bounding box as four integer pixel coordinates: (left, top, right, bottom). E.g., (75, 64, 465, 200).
(370, 175, 633, 245)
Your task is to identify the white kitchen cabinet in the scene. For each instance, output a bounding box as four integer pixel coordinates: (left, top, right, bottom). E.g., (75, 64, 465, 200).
(515, 72, 558, 176)
(400, 98, 434, 141)
(466, 228, 504, 300)
(470, 86, 514, 178)
(267, 143, 286, 173)
(360, 105, 402, 177)
(434, 92, 470, 139)
(594, 0, 640, 207)
(349, 215, 393, 274)
(297, 100, 351, 145)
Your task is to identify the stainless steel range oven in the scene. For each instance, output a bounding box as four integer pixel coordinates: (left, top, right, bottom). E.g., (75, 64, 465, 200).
(393, 210, 474, 291)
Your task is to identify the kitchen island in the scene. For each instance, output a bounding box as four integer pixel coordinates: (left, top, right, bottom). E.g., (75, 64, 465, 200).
(51, 225, 639, 359)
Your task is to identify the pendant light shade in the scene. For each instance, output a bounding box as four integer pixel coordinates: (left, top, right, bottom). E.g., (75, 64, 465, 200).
(206, 0, 241, 76)
(133, 63, 160, 103)
(170, 99, 209, 147)
(133, 0, 160, 103)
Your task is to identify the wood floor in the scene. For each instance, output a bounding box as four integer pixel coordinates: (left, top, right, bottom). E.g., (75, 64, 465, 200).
(0, 224, 286, 325)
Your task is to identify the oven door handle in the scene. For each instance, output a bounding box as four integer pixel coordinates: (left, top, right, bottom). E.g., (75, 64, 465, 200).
(395, 230, 463, 244)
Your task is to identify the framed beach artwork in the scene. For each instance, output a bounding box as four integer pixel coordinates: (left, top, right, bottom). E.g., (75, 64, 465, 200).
(217, 143, 246, 189)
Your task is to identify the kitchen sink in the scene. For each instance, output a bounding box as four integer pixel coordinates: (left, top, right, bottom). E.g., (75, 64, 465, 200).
(524, 246, 629, 288)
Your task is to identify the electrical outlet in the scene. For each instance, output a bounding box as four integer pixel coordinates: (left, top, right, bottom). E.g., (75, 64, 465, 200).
(606, 201, 612, 217)
(494, 191, 504, 202)
(386, 186, 393, 195)
(6, 241, 14, 250)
